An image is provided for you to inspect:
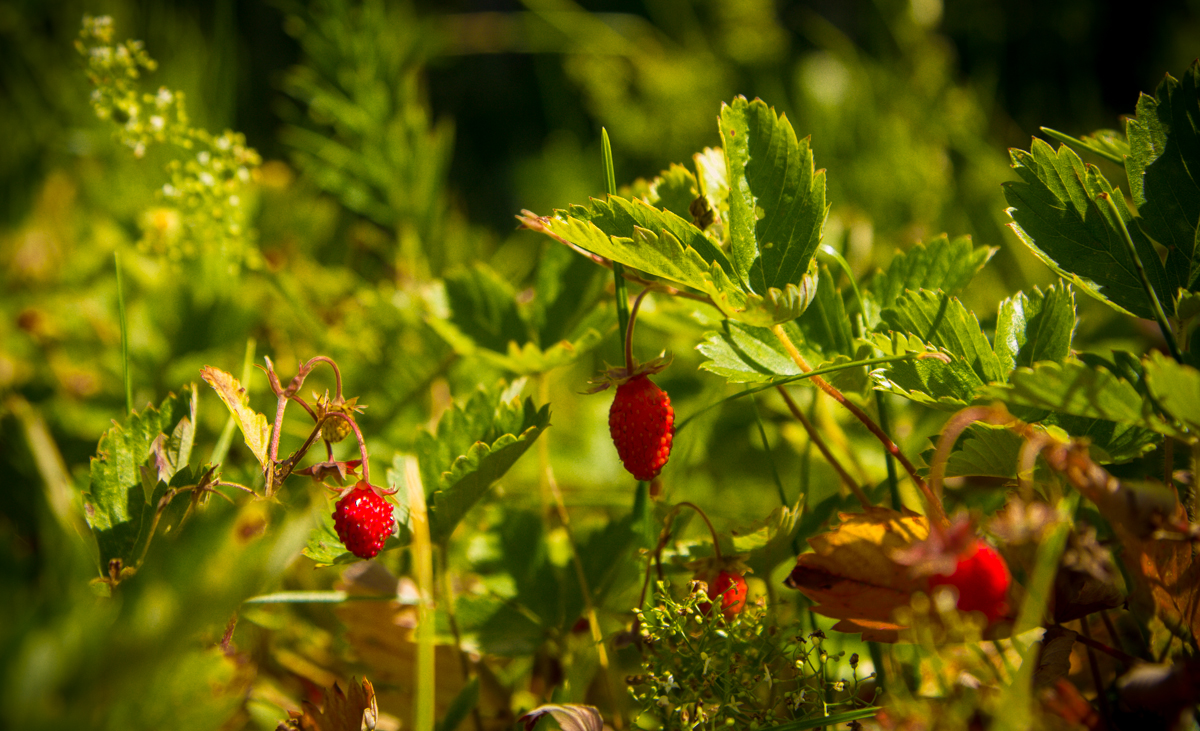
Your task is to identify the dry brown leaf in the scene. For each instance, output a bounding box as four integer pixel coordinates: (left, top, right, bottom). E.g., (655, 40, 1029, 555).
(200, 365, 271, 468)
(785, 507, 930, 642)
(1116, 501, 1200, 643)
(278, 677, 377, 731)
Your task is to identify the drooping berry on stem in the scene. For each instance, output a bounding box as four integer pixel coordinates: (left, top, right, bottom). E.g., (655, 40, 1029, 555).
(333, 480, 396, 560)
(927, 541, 1011, 622)
(609, 375, 674, 482)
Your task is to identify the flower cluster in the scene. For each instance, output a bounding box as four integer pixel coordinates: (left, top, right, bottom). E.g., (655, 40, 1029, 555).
(78, 15, 262, 268)
(628, 581, 875, 730)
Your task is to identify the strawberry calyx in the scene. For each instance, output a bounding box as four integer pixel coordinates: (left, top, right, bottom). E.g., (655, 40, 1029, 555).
(585, 353, 671, 394)
(327, 479, 398, 501)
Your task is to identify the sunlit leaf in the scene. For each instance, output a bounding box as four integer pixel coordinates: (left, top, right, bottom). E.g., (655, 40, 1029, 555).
(994, 281, 1076, 374)
(795, 265, 854, 358)
(881, 289, 1004, 385)
(199, 366, 271, 469)
(868, 332, 983, 409)
(981, 360, 1149, 426)
(697, 321, 803, 383)
(784, 507, 930, 642)
(442, 263, 530, 353)
(1003, 138, 1172, 319)
(720, 96, 827, 296)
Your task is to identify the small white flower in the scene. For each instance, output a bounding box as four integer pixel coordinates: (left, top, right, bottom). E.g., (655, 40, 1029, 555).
(236, 167, 250, 183)
(199, 172, 215, 187)
(216, 135, 231, 151)
(156, 87, 173, 108)
(197, 151, 211, 165)
(162, 184, 177, 197)
(228, 195, 240, 207)
(150, 116, 164, 131)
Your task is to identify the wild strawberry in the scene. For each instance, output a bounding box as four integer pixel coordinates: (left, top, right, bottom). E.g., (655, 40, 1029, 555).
(333, 481, 395, 559)
(609, 375, 674, 481)
(315, 391, 365, 444)
(928, 542, 1011, 622)
(698, 570, 748, 618)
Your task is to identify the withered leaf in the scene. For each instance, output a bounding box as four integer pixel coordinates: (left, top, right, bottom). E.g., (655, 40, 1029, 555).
(1117, 501, 1200, 643)
(518, 703, 606, 731)
(200, 365, 271, 469)
(785, 507, 930, 642)
(278, 677, 377, 731)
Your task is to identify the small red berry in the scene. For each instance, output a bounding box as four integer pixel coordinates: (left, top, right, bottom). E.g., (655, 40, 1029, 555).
(333, 481, 395, 560)
(928, 542, 1011, 622)
(699, 570, 748, 618)
(609, 375, 674, 481)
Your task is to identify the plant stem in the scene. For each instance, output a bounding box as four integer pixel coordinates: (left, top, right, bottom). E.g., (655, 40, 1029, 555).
(875, 392, 900, 510)
(1099, 192, 1182, 361)
(675, 501, 723, 560)
(749, 390, 788, 505)
(775, 386, 869, 510)
(624, 287, 652, 373)
(769, 324, 945, 527)
(404, 457, 436, 731)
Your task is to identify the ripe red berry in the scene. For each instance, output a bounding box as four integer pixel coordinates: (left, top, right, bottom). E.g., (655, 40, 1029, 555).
(928, 542, 1011, 622)
(609, 375, 674, 481)
(699, 570, 748, 618)
(333, 481, 395, 560)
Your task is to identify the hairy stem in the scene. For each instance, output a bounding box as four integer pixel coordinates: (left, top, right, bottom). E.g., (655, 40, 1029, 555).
(770, 324, 945, 527)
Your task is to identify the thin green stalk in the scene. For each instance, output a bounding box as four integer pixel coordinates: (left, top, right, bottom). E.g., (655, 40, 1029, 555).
(749, 391, 787, 505)
(1099, 191, 1182, 361)
(674, 353, 915, 435)
(602, 128, 630, 343)
(404, 457, 436, 731)
(115, 251, 132, 415)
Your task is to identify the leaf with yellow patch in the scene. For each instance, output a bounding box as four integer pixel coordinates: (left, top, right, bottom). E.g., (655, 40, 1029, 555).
(200, 365, 271, 469)
(784, 507, 930, 642)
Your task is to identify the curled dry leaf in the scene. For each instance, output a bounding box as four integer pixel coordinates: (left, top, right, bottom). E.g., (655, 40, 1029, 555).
(784, 507, 929, 642)
(277, 676, 378, 731)
(1117, 500, 1200, 644)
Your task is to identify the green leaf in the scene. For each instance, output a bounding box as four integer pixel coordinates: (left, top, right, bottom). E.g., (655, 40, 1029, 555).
(881, 289, 1005, 384)
(981, 360, 1147, 425)
(994, 281, 1076, 375)
(84, 387, 195, 568)
(720, 96, 828, 296)
(1003, 138, 1172, 319)
(1143, 350, 1200, 437)
(943, 423, 1025, 479)
(795, 265, 854, 359)
(415, 387, 551, 543)
(697, 321, 804, 384)
(869, 331, 983, 409)
(1126, 63, 1200, 294)
(443, 263, 530, 353)
(1045, 413, 1158, 464)
(148, 385, 198, 488)
(864, 234, 996, 328)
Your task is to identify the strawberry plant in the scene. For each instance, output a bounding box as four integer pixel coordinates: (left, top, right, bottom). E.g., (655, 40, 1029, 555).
(2, 3, 1199, 731)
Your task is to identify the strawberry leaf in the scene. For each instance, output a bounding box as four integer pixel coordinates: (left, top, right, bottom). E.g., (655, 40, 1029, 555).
(720, 96, 828, 296)
(1126, 62, 1200, 295)
(442, 263, 531, 354)
(862, 234, 996, 328)
(868, 331, 978, 409)
(200, 366, 271, 469)
(697, 321, 805, 384)
(881, 289, 1005, 384)
(1143, 350, 1200, 437)
(414, 385, 551, 543)
(1003, 138, 1172, 319)
(795, 264, 855, 359)
(84, 387, 195, 570)
(994, 281, 1076, 374)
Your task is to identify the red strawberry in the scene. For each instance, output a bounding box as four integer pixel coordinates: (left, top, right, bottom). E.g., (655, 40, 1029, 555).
(333, 481, 395, 559)
(609, 375, 674, 481)
(928, 542, 1011, 622)
(699, 570, 748, 618)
